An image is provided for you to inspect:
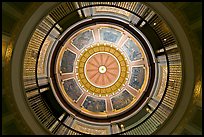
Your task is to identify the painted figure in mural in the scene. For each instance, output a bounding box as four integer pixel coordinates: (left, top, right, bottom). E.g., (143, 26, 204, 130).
(64, 79, 82, 101)
(100, 28, 122, 43)
(129, 67, 144, 90)
(111, 90, 133, 110)
(83, 96, 106, 112)
(122, 39, 142, 61)
(72, 30, 94, 50)
(61, 50, 76, 73)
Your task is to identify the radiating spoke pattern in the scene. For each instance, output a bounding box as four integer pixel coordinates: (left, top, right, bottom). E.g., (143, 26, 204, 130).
(56, 24, 150, 119)
(77, 44, 128, 97)
(20, 2, 186, 135)
(85, 52, 120, 88)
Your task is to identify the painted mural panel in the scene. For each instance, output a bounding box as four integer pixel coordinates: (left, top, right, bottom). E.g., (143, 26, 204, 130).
(63, 79, 83, 101)
(100, 27, 122, 43)
(61, 50, 76, 73)
(122, 39, 142, 61)
(83, 96, 106, 112)
(111, 90, 133, 110)
(72, 30, 94, 50)
(129, 67, 145, 90)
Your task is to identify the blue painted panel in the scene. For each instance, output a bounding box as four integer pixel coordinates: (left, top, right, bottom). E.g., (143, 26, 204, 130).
(129, 67, 145, 90)
(122, 39, 142, 61)
(83, 96, 106, 112)
(100, 27, 122, 43)
(61, 50, 76, 73)
(111, 90, 133, 110)
(72, 30, 94, 50)
(63, 79, 83, 101)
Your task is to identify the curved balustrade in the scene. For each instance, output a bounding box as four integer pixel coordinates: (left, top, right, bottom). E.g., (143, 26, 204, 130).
(22, 2, 183, 135)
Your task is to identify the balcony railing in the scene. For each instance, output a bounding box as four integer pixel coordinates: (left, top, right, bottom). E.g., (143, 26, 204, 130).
(22, 2, 183, 135)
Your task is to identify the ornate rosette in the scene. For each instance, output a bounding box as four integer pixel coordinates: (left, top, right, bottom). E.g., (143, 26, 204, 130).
(77, 44, 128, 96)
(54, 23, 150, 118)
